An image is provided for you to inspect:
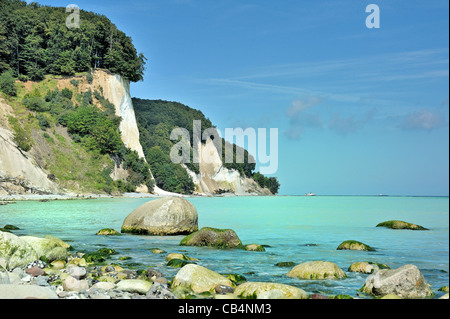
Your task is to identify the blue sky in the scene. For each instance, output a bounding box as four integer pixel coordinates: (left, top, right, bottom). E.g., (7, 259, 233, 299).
(36, 0, 449, 196)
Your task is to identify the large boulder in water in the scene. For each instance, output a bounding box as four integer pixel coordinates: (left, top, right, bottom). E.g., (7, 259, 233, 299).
(180, 227, 242, 249)
(360, 264, 433, 298)
(286, 261, 347, 280)
(121, 197, 198, 236)
(0, 231, 39, 270)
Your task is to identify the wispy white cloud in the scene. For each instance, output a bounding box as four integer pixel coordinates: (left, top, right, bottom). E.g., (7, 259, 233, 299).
(284, 95, 324, 140)
(201, 48, 448, 109)
(399, 109, 447, 131)
(231, 48, 449, 83)
(204, 78, 368, 104)
(329, 108, 376, 135)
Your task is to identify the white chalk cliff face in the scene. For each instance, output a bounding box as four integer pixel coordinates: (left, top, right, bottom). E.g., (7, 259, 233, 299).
(90, 70, 178, 196)
(185, 139, 271, 196)
(0, 98, 59, 196)
(91, 71, 145, 159)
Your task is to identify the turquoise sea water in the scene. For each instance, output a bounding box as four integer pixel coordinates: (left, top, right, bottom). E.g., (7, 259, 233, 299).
(1, 196, 448, 298)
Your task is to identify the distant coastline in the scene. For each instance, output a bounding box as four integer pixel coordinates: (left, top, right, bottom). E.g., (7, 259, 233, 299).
(1, 192, 448, 202)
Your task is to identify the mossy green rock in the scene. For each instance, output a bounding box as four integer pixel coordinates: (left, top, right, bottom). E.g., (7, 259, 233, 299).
(150, 248, 166, 254)
(83, 248, 117, 263)
(121, 197, 198, 235)
(96, 228, 122, 236)
(171, 264, 233, 293)
(222, 273, 247, 285)
(233, 282, 309, 299)
(244, 244, 265, 252)
(44, 236, 72, 250)
(20, 236, 68, 263)
(275, 261, 296, 268)
(337, 240, 376, 252)
(165, 253, 198, 262)
(376, 220, 428, 230)
(287, 261, 347, 280)
(3, 225, 20, 230)
(180, 227, 242, 249)
(0, 231, 39, 270)
(167, 259, 194, 268)
(334, 294, 354, 299)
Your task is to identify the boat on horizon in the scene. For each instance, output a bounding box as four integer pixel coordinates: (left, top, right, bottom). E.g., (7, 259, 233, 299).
(305, 193, 316, 196)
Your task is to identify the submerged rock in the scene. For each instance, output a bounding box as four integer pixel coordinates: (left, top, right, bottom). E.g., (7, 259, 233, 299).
(179, 227, 242, 249)
(96, 228, 122, 236)
(165, 253, 198, 262)
(348, 262, 378, 274)
(171, 264, 233, 293)
(275, 262, 296, 268)
(167, 259, 194, 268)
(244, 244, 266, 252)
(286, 261, 347, 280)
(150, 248, 166, 254)
(233, 282, 308, 299)
(348, 261, 390, 274)
(82, 248, 117, 263)
(337, 240, 376, 252)
(376, 220, 428, 230)
(360, 264, 433, 298)
(3, 225, 20, 230)
(438, 286, 449, 292)
(121, 197, 198, 236)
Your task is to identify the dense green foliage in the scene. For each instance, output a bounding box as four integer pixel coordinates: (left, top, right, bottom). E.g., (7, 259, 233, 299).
(146, 146, 195, 194)
(65, 104, 122, 154)
(8, 115, 32, 151)
(134, 98, 209, 194)
(133, 98, 280, 195)
(253, 172, 281, 195)
(0, 70, 17, 96)
(0, 0, 146, 82)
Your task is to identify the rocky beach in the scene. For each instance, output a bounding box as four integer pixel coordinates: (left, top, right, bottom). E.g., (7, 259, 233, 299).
(1, 196, 448, 300)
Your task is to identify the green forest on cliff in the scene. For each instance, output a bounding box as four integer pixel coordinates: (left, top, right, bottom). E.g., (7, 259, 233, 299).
(0, 0, 279, 195)
(0, 0, 146, 82)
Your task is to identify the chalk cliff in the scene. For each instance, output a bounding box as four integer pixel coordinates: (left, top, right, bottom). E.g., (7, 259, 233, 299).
(1, 71, 271, 196)
(1, 70, 150, 196)
(89, 71, 146, 159)
(0, 98, 59, 196)
(185, 139, 272, 196)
